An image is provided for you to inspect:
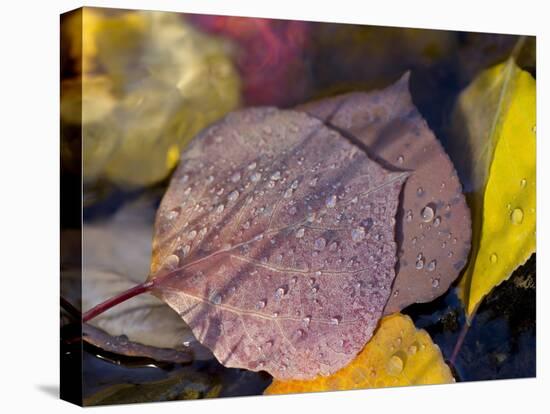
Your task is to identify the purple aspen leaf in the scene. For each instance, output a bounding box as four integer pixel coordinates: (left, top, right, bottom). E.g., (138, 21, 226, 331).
(298, 73, 471, 314)
(148, 108, 408, 380)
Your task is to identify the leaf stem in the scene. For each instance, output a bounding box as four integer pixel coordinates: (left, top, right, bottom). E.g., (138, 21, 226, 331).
(82, 281, 155, 323)
(449, 307, 478, 365)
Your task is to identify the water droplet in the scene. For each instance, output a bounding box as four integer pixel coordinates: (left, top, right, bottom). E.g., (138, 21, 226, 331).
(181, 245, 191, 256)
(248, 162, 257, 170)
(330, 316, 342, 325)
(256, 299, 266, 309)
(309, 176, 318, 187)
(427, 260, 437, 272)
(295, 228, 305, 238)
(326, 194, 337, 208)
(520, 178, 527, 188)
(351, 226, 366, 242)
(275, 287, 287, 298)
(228, 190, 239, 202)
(164, 254, 180, 269)
(397, 155, 404, 164)
(431, 277, 440, 288)
(393, 289, 399, 297)
(441, 241, 447, 249)
(387, 354, 404, 375)
(417, 187, 424, 197)
(283, 188, 293, 198)
(314, 237, 327, 250)
(271, 171, 281, 181)
(166, 208, 182, 221)
(212, 294, 222, 305)
(272, 311, 279, 317)
(216, 204, 225, 213)
(433, 216, 441, 227)
(420, 205, 435, 222)
(405, 210, 413, 222)
(510, 208, 524, 224)
(253, 233, 264, 241)
(415, 257, 425, 270)
(490, 253, 498, 264)
(250, 172, 262, 182)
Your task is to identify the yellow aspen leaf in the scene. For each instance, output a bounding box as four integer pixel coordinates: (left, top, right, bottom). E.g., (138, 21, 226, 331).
(452, 58, 536, 317)
(264, 313, 453, 395)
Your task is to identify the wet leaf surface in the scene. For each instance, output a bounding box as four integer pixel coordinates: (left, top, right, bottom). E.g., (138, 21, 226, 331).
(265, 313, 453, 394)
(451, 58, 536, 316)
(148, 107, 408, 379)
(299, 74, 471, 313)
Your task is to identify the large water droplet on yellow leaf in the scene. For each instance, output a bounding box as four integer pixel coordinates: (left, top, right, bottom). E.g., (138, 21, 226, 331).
(264, 313, 453, 395)
(451, 57, 536, 317)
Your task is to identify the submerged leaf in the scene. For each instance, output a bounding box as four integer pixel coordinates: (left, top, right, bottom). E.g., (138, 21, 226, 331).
(265, 313, 454, 394)
(299, 74, 471, 313)
(148, 108, 408, 380)
(451, 60, 536, 317)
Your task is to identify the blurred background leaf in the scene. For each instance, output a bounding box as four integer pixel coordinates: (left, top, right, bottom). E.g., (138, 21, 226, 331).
(61, 8, 241, 193)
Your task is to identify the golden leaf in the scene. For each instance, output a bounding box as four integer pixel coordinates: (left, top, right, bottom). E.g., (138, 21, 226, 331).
(265, 313, 453, 395)
(452, 58, 536, 317)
